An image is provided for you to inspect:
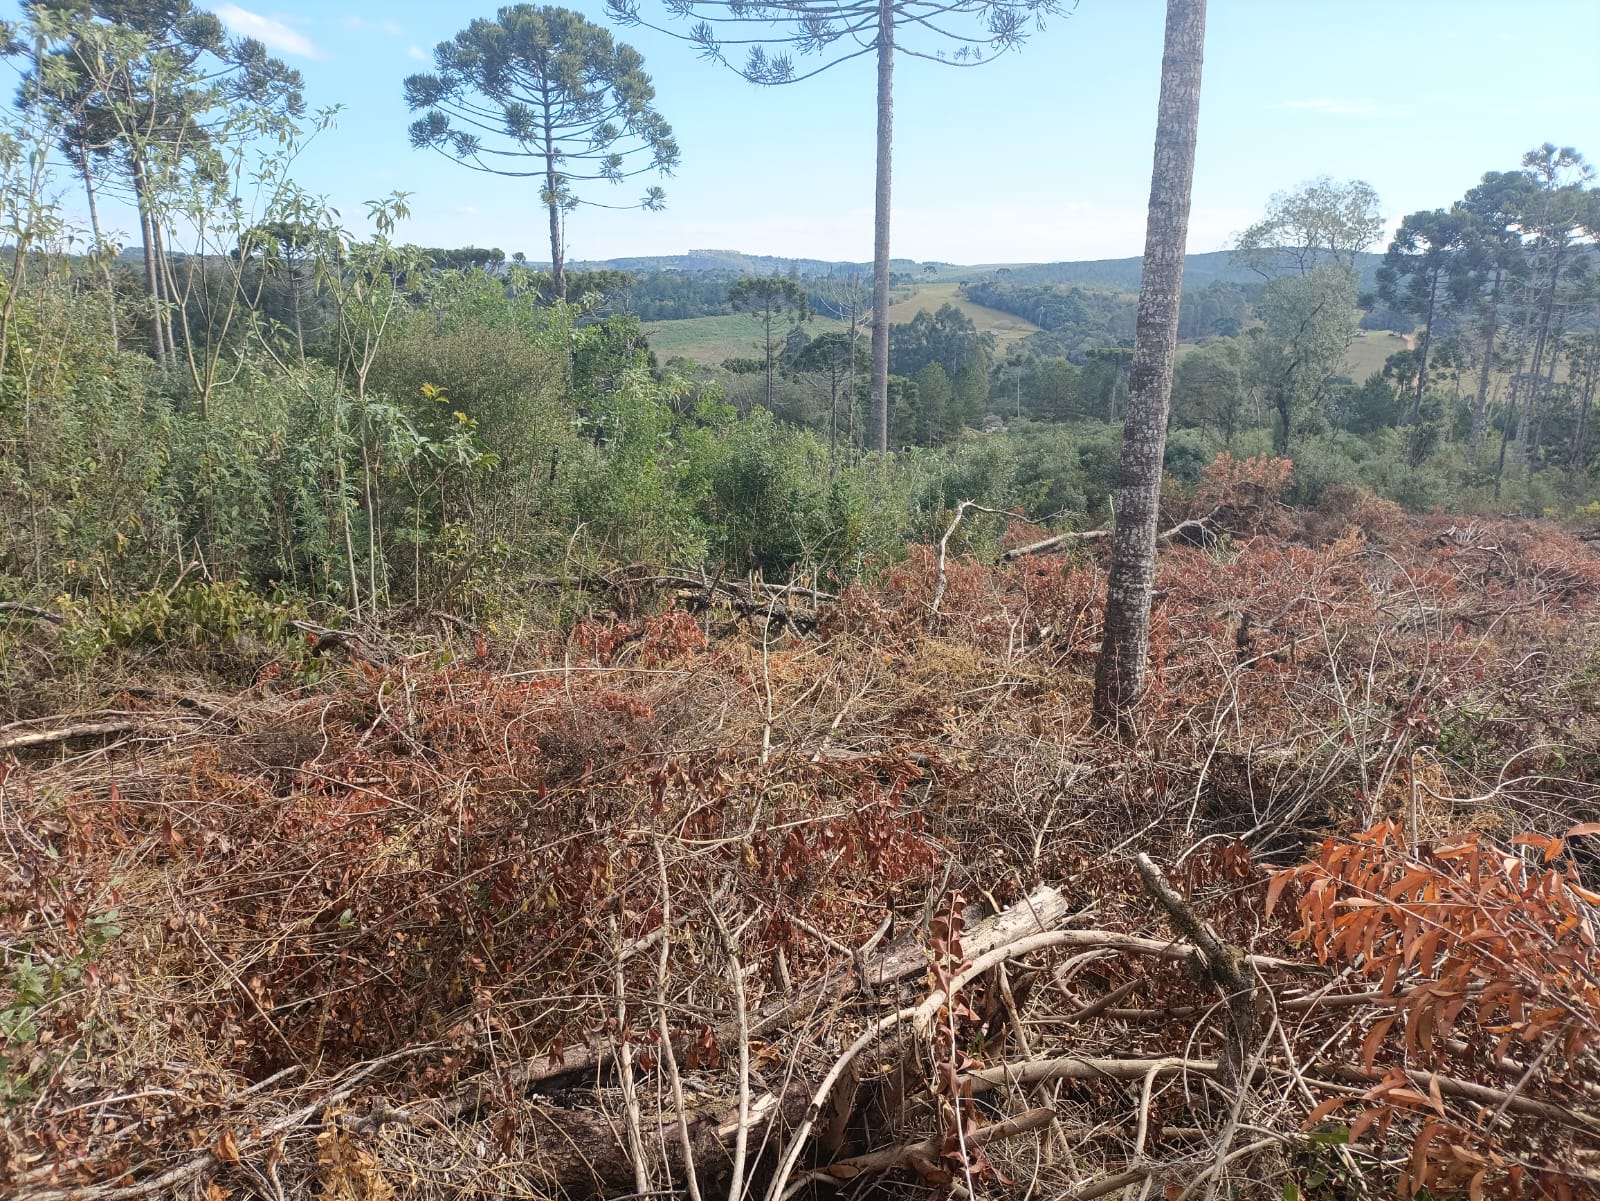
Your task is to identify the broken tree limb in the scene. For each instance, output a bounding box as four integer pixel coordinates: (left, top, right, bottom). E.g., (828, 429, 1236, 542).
(932, 501, 1052, 617)
(1136, 853, 1260, 1087)
(438, 887, 1073, 1121)
(1318, 1066, 1600, 1134)
(963, 1056, 1221, 1095)
(0, 601, 67, 623)
(792, 1105, 1058, 1195)
(0, 712, 171, 752)
(1002, 507, 1223, 561)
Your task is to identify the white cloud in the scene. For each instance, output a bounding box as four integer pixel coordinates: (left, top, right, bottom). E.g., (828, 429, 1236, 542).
(408, 45, 428, 61)
(215, 4, 321, 58)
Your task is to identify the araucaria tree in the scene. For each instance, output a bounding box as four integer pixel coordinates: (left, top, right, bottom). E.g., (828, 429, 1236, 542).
(1092, 0, 1206, 729)
(1376, 207, 1469, 463)
(728, 274, 810, 410)
(405, 5, 679, 301)
(607, 0, 1068, 454)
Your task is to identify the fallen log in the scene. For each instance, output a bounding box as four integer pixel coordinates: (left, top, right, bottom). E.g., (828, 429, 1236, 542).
(0, 601, 67, 623)
(795, 1104, 1058, 1192)
(1002, 507, 1223, 561)
(0, 711, 179, 752)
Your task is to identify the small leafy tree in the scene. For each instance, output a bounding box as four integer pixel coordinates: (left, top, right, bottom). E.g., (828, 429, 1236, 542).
(1232, 176, 1385, 278)
(18, 0, 305, 360)
(405, 5, 679, 301)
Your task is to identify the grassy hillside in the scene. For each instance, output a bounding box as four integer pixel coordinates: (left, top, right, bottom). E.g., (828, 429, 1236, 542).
(645, 283, 1036, 364)
(885, 282, 1041, 345)
(645, 312, 847, 364)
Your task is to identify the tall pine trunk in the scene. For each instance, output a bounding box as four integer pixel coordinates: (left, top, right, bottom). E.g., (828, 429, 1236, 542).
(543, 110, 567, 301)
(868, 0, 893, 453)
(1404, 266, 1440, 466)
(1468, 267, 1502, 459)
(1092, 0, 1207, 729)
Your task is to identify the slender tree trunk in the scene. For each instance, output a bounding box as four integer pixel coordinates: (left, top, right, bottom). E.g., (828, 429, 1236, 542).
(152, 221, 178, 365)
(289, 249, 306, 366)
(1468, 267, 1502, 459)
(542, 106, 567, 301)
(76, 145, 120, 354)
(1405, 267, 1439, 466)
(1570, 334, 1598, 475)
(1531, 315, 1566, 468)
(1516, 236, 1567, 453)
(1092, 0, 1206, 731)
(868, 0, 894, 453)
(828, 360, 839, 470)
(1494, 336, 1529, 500)
(764, 309, 775, 409)
(132, 163, 166, 363)
(847, 309, 859, 456)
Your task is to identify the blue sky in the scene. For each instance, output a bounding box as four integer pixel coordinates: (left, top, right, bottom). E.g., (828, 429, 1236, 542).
(12, 0, 1600, 264)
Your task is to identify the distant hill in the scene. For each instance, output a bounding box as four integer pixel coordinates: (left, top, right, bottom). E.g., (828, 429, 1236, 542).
(973, 250, 1382, 293)
(570, 249, 893, 276)
(569, 248, 1383, 293)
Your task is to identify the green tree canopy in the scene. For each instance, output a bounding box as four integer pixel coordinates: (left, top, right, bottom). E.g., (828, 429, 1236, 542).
(405, 5, 679, 300)
(1232, 176, 1385, 278)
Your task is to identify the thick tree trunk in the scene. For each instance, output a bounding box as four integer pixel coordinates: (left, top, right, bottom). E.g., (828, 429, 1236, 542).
(1469, 267, 1502, 459)
(868, 0, 893, 453)
(1092, 0, 1206, 731)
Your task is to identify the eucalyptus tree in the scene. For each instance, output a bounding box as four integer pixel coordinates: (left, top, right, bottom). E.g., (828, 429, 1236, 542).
(1376, 207, 1469, 462)
(607, 0, 1070, 454)
(1092, 0, 1206, 730)
(405, 5, 679, 301)
(17, 0, 305, 360)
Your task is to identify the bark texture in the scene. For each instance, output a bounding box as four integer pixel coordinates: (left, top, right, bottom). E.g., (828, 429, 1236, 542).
(1092, 0, 1207, 728)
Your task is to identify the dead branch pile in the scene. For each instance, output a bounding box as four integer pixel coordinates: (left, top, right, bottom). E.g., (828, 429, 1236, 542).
(5, 499, 1600, 1200)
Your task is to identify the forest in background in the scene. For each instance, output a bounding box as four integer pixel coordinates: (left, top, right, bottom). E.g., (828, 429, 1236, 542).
(3, 2, 1600, 1201)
